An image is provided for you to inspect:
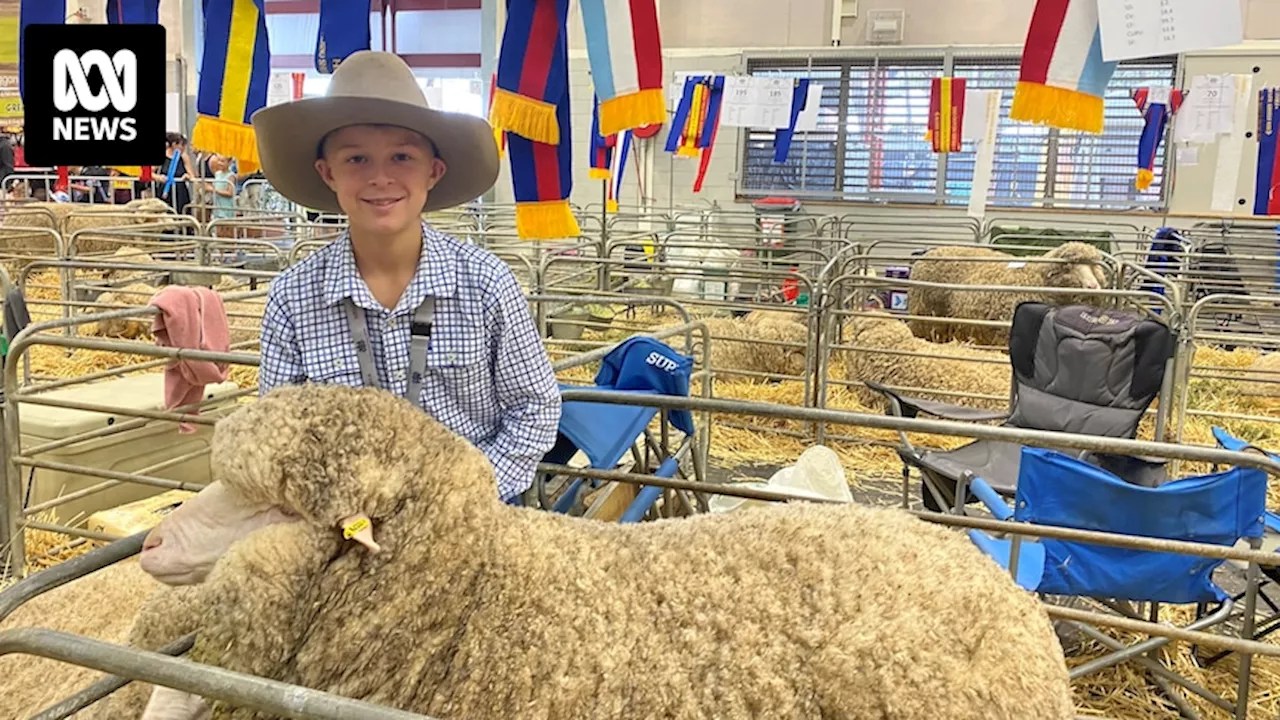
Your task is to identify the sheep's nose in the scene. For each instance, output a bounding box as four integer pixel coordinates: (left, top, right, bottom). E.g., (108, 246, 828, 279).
(142, 530, 163, 553)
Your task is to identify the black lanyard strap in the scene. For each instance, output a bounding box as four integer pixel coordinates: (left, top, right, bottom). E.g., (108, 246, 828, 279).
(342, 296, 435, 410)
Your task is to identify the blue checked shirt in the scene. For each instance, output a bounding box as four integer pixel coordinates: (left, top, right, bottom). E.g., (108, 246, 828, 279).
(258, 224, 562, 501)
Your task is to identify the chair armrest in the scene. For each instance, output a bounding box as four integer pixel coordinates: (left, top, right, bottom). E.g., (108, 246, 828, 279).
(968, 476, 1013, 521)
(863, 381, 1010, 422)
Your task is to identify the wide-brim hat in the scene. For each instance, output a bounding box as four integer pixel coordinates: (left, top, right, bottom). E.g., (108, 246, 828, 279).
(250, 51, 499, 214)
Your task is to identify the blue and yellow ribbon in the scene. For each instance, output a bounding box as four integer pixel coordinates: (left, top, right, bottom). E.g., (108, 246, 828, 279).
(315, 0, 370, 74)
(194, 0, 271, 173)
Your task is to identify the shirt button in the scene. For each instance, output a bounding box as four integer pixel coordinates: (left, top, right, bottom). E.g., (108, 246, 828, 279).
(395, 369, 405, 381)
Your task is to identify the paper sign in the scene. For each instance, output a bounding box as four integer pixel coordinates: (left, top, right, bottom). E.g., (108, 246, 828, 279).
(962, 89, 998, 142)
(1176, 145, 1200, 166)
(794, 84, 825, 132)
(1098, 0, 1244, 63)
(967, 90, 1002, 220)
(1176, 74, 1235, 143)
(1210, 74, 1253, 212)
(1147, 86, 1172, 106)
(266, 73, 294, 107)
(165, 93, 180, 133)
(719, 76, 794, 129)
(718, 76, 757, 128)
(756, 78, 795, 129)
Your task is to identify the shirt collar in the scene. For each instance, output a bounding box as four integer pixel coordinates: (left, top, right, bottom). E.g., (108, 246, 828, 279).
(323, 222, 459, 313)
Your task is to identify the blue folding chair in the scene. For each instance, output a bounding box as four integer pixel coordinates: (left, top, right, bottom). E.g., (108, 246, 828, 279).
(1206, 427, 1280, 656)
(537, 337, 701, 522)
(969, 445, 1267, 718)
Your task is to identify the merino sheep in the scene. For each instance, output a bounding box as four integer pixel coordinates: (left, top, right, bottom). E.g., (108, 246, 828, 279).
(1240, 351, 1280, 399)
(0, 198, 174, 257)
(844, 313, 1012, 410)
(133, 384, 1074, 720)
(906, 241, 1108, 346)
(703, 309, 810, 380)
(84, 282, 159, 338)
(0, 559, 165, 718)
(104, 245, 162, 282)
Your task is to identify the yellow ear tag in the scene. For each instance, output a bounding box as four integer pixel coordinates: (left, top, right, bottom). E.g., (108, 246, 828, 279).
(342, 517, 370, 540)
(340, 513, 381, 553)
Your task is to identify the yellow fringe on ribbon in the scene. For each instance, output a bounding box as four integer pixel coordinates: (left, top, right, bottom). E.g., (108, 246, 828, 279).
(588, 168, 611, 180)
(1135, 168, 1155, 191)
(1010, 81, 1105, 134)
(489, 89, 560, 145)
(598, 88, 667, 137)
(493, 125, 505, 159)
(192, 115, 261, 173)
(606, 198, 619, 213)
(515, 200, 581, 240)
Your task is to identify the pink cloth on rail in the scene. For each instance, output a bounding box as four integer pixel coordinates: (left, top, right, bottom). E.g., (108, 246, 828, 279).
(150, 286, 229, 434)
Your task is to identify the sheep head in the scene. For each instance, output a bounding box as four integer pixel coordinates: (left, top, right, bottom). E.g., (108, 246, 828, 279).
(847, 311, 912, 346)
(1041, 241, 1108, 290)
(139, 384, 498, 586)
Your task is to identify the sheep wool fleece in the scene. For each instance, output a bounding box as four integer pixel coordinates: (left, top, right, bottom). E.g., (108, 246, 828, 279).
(907, 241, 1107, 346)
(177, 384, 1073, 720)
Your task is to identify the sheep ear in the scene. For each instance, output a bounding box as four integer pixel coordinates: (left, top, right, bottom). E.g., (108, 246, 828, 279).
(340, 513, 381, 553)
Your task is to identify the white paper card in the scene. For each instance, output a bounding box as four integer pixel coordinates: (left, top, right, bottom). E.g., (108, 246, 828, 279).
(1175, 74, 1235, 143)
(756, 78, 795, 129)
(165, 93, 180, 133)
(1098, 0, 1244, 63)
(794, 84, 825, 132)
(1176, 145, 1200, 166)
(266, 73, 293, 107)
(1147, 85, 1172, 106)
(1210, 74, 1253, 212)
(718, 76, 757, 128)
(962, 89, 998, 142)
(967, 90, 1002, 220)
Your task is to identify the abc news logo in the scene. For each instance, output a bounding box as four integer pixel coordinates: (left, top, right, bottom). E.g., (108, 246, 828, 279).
(53, 49, 139, 142)
(24, 25, 165, 167)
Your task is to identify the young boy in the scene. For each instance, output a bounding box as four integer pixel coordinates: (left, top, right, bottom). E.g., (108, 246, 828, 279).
(251, 51, 561, 503)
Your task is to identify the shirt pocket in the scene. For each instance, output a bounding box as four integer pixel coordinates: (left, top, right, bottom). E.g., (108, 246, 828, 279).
(301, 350, 364, 388)
(424, 320, 490, 396)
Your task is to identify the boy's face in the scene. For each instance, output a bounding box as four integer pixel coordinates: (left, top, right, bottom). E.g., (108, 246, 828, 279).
(314, 124, 446, 235)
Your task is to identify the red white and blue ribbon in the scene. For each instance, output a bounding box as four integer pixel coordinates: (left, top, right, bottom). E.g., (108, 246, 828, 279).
(577, 0, 665, 136)
(1255, 88, 1280, 216)
(664, 75, 724, 193)
(589, 94, 616, 180)
(1011, 0, 1118, 134)
(1132, 87, 1183, 192)
(608, 130, 633, 212)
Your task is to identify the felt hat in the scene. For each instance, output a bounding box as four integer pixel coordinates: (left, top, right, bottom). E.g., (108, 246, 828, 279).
(250, 51, 499, 213)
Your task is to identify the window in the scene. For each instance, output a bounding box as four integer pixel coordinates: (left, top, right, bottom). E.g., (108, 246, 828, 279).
(740, 51, 1179, 210)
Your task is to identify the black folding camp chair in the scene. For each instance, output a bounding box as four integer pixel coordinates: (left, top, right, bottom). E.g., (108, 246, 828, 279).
(867, 301, 1176, 511)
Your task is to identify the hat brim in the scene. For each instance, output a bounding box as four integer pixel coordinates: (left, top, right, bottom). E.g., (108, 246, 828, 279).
(251, 96, 499, 214)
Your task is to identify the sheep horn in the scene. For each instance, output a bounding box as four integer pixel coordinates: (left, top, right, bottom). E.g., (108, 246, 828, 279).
(340, 513, 381, 554)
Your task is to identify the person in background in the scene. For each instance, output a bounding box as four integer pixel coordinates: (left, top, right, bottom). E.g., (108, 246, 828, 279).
(153, 132, 194, 215)
(203, 154, 238, 233)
